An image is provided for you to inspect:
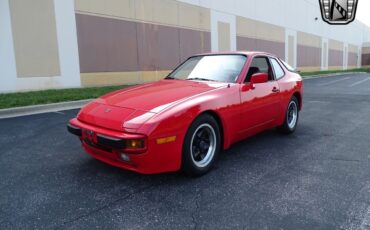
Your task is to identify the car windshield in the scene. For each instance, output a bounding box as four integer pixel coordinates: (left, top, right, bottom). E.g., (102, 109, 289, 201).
(167, 55, 247, 83)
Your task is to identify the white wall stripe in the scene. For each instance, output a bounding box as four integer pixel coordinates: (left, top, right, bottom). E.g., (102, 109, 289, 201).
(0, 0, 17, 93)
(211, 10, 236, 52)
(321, 38, 329, 70)
(0, 0, 81, 93)
(285, 29, 297, 68)
(53, 0, 81, 88)
(343, 43, 348, 70)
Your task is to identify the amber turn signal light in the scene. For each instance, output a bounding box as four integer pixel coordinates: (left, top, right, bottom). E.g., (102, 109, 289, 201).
(126, 139, 145, 149)
(156, 136, 176, 144)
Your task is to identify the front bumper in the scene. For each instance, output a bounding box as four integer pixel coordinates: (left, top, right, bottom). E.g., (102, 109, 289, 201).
(68, 124, 127, 149)
(67, 118, 182, 174)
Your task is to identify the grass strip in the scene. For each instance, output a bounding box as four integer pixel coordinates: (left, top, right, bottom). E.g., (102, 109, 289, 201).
(0, 85, 130, 109)
(301, 68, 370, 77)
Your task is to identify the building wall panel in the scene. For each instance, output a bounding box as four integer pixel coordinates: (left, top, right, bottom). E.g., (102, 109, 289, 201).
(348, 52, 357, 67)
(237, 17, 285, 43)
(297, 32, 322, 68)
(179, 29, 211, 62)
(76, 13, 211, 74)
(75, 0, 211, 32)
(329, 50, 343, 67)
(328, 39, 343, 68)
(297, 45, 322, 67)
(362, 45, 370, 66)
(362, 54, 370, 66)
(9, 0, 60, 77)
(76, 14, 139, 73)
(136, 23, 180, 71)
(237, 36, 285, 58)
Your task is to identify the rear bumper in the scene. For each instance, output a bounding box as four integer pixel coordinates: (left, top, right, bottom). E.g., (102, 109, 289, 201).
(67, 118, 182, 174)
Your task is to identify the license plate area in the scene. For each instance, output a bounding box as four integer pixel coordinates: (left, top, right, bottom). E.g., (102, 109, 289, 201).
(82, 129, 113, 153)
(82, 129, 97, 144)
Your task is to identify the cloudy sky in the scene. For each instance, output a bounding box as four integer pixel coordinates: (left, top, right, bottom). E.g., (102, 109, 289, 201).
(356, 0, 370, 26)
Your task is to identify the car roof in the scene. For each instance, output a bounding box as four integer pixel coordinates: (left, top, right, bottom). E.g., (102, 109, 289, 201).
(193, 51, 278, 58)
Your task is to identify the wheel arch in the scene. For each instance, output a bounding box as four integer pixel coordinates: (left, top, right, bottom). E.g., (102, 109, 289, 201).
(293, 91, 302, 111)
(198, 110, 227, 150)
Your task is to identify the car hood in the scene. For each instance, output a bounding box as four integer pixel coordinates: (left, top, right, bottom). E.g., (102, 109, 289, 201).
(78, 80, 227, 131)
(97, 80, 226, 113)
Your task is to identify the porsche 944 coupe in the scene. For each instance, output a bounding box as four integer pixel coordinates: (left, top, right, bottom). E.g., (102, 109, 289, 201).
(68, 52, 303, 176)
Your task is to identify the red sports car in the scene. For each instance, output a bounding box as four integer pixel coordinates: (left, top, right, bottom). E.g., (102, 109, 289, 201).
(68, 52, 303, 175)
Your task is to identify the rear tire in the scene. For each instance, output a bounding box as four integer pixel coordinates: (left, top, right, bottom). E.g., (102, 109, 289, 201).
(278, 96, 299, 134)
(182, 114, 221, 176)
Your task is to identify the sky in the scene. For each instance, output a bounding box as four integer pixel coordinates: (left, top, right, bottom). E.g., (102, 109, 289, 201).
(356, 0, 370, 26)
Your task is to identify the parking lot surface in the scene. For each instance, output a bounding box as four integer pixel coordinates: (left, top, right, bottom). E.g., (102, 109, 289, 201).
(1, 74, 370, 230)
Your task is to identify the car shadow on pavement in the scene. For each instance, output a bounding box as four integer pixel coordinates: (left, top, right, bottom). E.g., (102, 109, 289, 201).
(75, 127, 304, 182)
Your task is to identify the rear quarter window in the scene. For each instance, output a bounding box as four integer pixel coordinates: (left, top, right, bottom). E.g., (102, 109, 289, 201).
(270, 58, 285, 80)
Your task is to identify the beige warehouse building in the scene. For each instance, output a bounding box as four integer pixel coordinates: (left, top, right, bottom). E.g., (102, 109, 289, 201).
(1, 0, 370, 93)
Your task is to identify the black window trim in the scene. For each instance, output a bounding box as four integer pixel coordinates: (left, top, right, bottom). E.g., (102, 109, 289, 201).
(245, 55, 276, 83)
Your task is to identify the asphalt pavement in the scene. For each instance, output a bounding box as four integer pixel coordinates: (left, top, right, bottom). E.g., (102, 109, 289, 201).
(1, 73, 370, 230)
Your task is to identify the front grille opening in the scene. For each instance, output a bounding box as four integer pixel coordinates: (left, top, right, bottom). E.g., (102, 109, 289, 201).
(83, 140, 113, 153)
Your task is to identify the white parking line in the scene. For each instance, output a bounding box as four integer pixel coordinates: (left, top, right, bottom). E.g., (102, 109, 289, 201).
(350, 77, 370, 87)
(53, 111, 65, 115)
(318, 77, 350, 86)
(307, 101, 330, 104)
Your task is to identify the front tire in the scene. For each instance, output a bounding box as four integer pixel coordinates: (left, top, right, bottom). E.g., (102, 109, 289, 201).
(278, 96, 299, 134)
(182, 114, 221, 176)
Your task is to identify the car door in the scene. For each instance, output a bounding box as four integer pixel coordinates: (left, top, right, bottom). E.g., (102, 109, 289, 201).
(239, 56, 282, 134)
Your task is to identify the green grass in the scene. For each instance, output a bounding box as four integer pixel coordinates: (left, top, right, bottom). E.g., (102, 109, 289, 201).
(301, 68, 370, 77)
(0, 85, 130, 110)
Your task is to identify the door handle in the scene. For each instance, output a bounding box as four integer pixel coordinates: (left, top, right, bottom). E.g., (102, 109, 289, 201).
(272, 87, 280, 93)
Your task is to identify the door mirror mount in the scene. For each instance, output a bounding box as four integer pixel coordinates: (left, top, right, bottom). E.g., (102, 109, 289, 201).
(241, 83, 251, 92)
(242, 73, 268, 92)
(250, 73, 268, 85)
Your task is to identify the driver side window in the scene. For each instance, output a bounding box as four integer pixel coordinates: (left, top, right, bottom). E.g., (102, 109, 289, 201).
(245, 57, 274, 82)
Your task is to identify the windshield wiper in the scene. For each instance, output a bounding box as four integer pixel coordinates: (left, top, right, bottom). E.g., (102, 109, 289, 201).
(165, 76, 176, 80)
(186, 77, 217, 82)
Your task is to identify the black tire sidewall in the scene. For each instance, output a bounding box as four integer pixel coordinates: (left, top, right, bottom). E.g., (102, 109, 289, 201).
(182, 114, 221, 176)
(279, 96, 299, 134)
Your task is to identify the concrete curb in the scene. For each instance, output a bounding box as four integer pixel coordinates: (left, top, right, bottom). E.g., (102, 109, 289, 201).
(0, 99, 92, 119)
(303, 72, 368, 80)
